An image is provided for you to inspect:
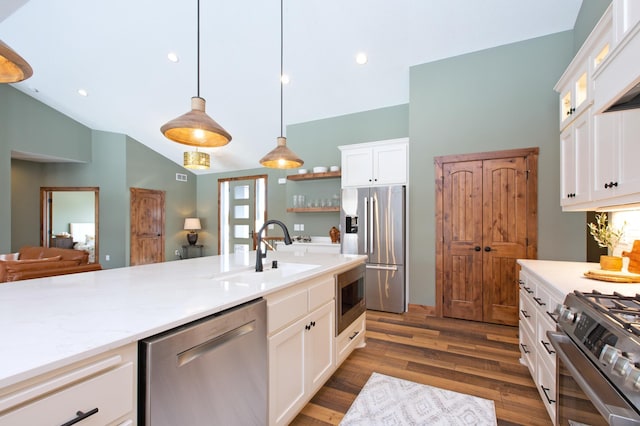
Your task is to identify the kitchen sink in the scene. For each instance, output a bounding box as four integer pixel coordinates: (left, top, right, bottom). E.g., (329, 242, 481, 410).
(204, 262, 321, 283)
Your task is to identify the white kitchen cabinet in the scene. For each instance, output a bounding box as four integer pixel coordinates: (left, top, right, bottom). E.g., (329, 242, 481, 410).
(558, 66, 589, 132)
(592, 109, 640, 204)
(518, 269, 563, 425)
(560, 110, 591, 207)
(612, 0, 640, 44)
(0, 344, 136, 426)
(339, 138, 408, 187)
(266, 274, 336, 426)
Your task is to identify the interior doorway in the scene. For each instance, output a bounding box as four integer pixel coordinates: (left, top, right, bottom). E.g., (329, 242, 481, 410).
(435, 148, 538, 326)
(40, 187, 99, 263)
(130, 187, 166, 266)
(218, 175, 267, 255)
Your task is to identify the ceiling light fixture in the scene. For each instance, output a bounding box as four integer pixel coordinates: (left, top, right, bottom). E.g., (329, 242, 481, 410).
(259, 0, 303, 169)
(167, 52, 179, 63)
(184, 149, 210, 170)
(160, 0, 231, 148)
(77, 89, 88, 97)
(355, 52, 368, 65)
(0, 39, 33, 83)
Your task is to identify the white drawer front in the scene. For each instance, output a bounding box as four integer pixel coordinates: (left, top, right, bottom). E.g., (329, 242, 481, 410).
(536, 358, 557, 423)
(267, 287, 309, 335)
(519, 289, 536, 337)
(336, 312, 366, 364)
(0, 363, 134, 426)
(308, 276, 334, 312)
(537, 314, 557, 372)
(519, 323, 537, 379)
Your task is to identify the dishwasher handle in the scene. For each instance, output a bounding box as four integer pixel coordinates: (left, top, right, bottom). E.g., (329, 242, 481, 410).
(177, 320, 256, 367)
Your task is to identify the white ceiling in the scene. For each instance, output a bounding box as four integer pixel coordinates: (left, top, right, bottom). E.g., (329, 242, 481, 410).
(1, 0, 583, 174)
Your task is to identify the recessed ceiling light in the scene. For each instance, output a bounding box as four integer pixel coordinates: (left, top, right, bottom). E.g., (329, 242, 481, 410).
(355, 52, 368, 65)
(167, 52, 179, 63)
(77, 89, 88, 97)
(280, 73, 290, 85)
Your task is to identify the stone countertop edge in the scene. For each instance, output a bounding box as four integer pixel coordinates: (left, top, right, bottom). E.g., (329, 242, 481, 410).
(0, 252, 366, 389)
(517, 259, 640, 295)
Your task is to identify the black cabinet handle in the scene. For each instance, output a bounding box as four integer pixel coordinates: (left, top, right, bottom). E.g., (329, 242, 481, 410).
(484, 246, 492, 252)
(604, 181, 619, 189)
(533, 297, 546, 306)
(546, 310, 559, 324)
(523, 286, 534, 294)
(541, 340, 556, 355)
(474, 246, 481, 252)
(520, 343, 530, 354)
(349, 331, 360, 340)
(60, 408, 99, 426)
(541, 385, 556, 404)
(520, 309, 531, 319)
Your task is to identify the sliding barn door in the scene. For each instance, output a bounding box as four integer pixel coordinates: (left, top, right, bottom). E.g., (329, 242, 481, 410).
(437, 148, 537, 326)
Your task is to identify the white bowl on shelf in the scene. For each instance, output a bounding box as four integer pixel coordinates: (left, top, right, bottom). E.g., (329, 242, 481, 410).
(329, 166, 340, 172)
(313, 166, 328, 173)
(298, 168, 308, 174)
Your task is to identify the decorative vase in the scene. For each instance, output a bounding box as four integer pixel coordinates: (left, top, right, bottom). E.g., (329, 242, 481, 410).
(600, 255, 623, 271)
(330, 226, 340, 244)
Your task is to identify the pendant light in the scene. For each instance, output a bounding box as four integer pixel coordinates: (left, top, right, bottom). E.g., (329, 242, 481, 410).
(184, 149, 211, 170)
(0, 40, 33, 83)
(259, 0, 304, 169)
(161, 0, 231, 147)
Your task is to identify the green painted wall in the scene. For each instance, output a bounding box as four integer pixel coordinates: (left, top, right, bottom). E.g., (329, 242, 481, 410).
(10, 160, 45, 250)
(409, 31, 582, 306)
(51, 192, 95, 234)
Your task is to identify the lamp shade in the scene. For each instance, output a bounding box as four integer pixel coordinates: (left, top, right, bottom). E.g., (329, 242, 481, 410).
(162, 97, 231, 148)
(184, 218, 202, 230)
(0, 40, 33, 83)
(260, 137, 304, 169)
(184, 150, 210, 170)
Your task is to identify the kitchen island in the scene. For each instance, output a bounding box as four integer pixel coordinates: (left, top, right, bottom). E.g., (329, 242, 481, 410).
(0, 251, 366, 425)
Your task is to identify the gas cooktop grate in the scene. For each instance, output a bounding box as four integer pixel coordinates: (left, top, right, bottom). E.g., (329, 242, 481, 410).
(575, 290, 640, 336)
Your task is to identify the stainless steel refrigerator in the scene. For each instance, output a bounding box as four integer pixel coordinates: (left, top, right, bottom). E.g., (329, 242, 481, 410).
(341, 185, 405, 313)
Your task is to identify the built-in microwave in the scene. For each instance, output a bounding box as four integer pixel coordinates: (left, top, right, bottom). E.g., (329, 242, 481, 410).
(335, 263, 366, 336)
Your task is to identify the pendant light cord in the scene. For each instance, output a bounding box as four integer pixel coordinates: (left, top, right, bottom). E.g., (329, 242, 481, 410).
(197, 0, 201, 97)
(280, 0, 284, 137)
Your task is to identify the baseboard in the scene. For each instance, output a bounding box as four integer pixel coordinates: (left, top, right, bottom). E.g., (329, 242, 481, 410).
(407, 304, 437, 316)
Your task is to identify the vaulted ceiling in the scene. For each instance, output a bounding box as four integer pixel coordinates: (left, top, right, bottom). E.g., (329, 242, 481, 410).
(1, 0, 583, 173)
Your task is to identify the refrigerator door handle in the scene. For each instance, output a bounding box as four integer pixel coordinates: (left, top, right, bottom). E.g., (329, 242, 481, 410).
(363, 196, 368, 254)
(366, 264, 398, 271)
(370, 196, 375, 255)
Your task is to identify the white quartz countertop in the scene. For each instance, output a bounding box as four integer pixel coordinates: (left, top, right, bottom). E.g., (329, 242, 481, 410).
(0, 251, 365, 388)
(517, 259, 640, 295)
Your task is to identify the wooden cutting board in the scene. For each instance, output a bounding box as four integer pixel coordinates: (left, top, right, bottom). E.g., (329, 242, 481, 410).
(584, 269, 640, 283)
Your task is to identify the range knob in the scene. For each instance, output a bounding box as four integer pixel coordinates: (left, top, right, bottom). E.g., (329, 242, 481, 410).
(625, 366, 640, 390)
(600, 344, 621, 365)
(614, 356, 632, 376)
(556, 305, 579, 323)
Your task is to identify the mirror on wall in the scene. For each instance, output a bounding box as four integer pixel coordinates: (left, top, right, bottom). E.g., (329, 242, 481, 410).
(40, 187, 99, 263)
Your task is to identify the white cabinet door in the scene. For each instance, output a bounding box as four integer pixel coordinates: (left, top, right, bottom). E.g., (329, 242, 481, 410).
(269, 315, 306, 426)
(560, 111, 591, 208)
(372, 144, 407, 185)
(306, 301, 335, 393)
(592, 111, 619, 201)
(341, 148, 373, 187)
(618, 109, 640, 195)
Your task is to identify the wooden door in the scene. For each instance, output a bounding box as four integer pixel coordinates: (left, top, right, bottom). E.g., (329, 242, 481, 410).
(130, 188, 165, 266)
(482, 157, 528, 325)
(436, 148, 537, 326)
(442, 160, 483, 321)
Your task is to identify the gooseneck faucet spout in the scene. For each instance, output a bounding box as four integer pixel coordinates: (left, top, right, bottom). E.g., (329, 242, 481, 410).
(255, 220, 293, 272)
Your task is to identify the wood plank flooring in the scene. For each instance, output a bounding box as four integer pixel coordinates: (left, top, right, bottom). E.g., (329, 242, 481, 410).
(291, 310, 552, 426)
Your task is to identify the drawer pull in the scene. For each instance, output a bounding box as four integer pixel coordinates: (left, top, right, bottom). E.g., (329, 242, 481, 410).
(60, 408, 99, 426)
(546, 310, 559, 323)
(540, 385, 556, 404)
(520, 309, 531, 319)
(520, 343, 530, 354)
(533, 297, 546, 306)
(541, 340, 556, 355)
(349, 331, 360, 340)
(523, 286, 534, 294)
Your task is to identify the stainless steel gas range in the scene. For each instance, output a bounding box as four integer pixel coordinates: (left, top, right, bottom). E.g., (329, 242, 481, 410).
(548, 290, 640, 425)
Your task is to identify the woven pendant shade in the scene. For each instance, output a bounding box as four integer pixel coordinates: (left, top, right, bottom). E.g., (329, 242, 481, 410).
(260, 137, 303, 169)
(0, 40, 33, 83)
(184, 150, 211, 170)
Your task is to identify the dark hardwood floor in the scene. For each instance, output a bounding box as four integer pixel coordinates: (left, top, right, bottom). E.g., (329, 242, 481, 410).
(291, 310, 552, 425)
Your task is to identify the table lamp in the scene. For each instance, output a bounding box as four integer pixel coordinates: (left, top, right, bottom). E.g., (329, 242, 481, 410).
(184, 218, 202, 245)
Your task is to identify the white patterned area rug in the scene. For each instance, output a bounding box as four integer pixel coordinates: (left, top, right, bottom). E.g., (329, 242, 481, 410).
(340, 372, 497, 426)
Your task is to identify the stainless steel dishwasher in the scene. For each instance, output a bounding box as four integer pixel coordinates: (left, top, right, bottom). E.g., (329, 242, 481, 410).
(139, 298, 267, 425)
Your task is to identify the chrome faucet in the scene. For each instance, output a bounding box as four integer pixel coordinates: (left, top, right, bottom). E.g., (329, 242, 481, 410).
(255, 220, 293, 272)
